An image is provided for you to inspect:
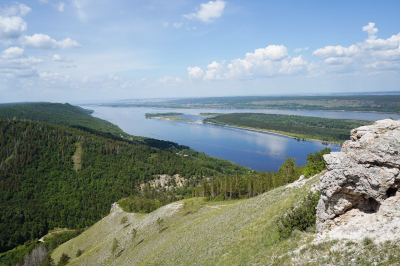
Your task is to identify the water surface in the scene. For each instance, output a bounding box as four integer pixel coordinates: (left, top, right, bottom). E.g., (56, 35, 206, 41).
(88, 107, 397, 172)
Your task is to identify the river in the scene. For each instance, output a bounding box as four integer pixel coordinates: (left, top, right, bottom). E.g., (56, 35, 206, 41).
(88, 106, 399, 172)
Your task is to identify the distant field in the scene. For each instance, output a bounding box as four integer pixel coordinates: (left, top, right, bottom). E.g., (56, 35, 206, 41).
(110, 95, 400, 113)
(204, 113, 373, 143)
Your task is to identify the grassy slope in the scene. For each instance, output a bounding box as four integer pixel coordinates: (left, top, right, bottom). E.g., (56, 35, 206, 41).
(0, 102, 124, 135)
(52, 175, 320, 265)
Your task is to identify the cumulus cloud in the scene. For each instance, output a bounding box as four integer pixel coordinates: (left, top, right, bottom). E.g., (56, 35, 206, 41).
(0, 47, 42, 78)
(204, 60, 225, 80)
(362, 22, 378, 38)
(1, 46, 24, 59)
(158, 75, 183, 83)
(0, 3, 31, 17)
(173, 22, 183, 28)
(312, 23, 400, 73)
(52, 54, 72, 62)
(0, 15, 27, 43)
(225, 45, 308, 79)
(24, 34, 81, 49)
(39, 71, 71, 80)
(0, 3, 30, 44)
(183, 0, 227, 23)
(187, 66, 204, 79)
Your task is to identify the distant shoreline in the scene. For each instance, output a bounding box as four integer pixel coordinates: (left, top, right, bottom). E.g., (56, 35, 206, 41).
(96, 105, 399, 115)
(203, 121, 343, 146)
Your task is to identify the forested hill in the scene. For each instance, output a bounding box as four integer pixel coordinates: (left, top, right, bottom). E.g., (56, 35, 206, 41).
(0, 103, 122, 135)
(0, 119, 248, 253)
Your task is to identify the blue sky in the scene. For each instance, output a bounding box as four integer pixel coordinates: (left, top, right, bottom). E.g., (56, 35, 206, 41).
(0, 0, 400, 103)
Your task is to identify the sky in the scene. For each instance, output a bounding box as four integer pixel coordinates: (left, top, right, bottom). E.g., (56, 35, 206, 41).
(0, 0, 400, 103)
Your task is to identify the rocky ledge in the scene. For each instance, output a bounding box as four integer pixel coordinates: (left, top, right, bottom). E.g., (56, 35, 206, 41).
(316, 119, 400, 232)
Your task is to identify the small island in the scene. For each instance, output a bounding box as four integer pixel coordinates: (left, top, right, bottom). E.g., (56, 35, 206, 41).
(145, 112, 192, 122)
(145, 112, 184, 118)
(198, 113, 223, 117)
(203, 113, 373, 144)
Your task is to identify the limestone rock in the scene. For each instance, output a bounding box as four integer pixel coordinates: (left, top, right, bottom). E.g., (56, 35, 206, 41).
(110, 202, 120, 213)
(316, 119, 400, 231)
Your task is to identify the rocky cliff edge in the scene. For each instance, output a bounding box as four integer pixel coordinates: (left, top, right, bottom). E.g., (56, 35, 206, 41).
(317, 119, 400, 236)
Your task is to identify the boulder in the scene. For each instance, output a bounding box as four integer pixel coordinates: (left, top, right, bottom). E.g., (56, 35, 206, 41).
(316, 119, 400, 230)
(110, 202, 120, 212)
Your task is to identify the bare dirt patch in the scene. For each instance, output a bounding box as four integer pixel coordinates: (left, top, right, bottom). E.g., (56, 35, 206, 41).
(72, 142, 82, 171)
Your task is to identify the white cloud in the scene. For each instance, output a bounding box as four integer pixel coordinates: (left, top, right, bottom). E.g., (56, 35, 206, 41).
(108, 73, 120, 80)
(158, 75, 183, 83)
(173, 22, 183, 29)
(312, 23, 400, 73)
(0, 47, 42, 78)
(187, 66, 204, 79)
(0, 3, 31, 17)
(183, 0, 227, 23)
(225, 45, 308, 79)
(52, 54, 72, 62)
(162, 22, 168, 27)
(313, 45, 359, 58)
(40, 71, 71, 81)
(57, 2, 66, 12)
(39, 0, 66, 12)
(24, 34, 81, 49)
(204, 60, 225, 80)
(362, 22, 378, 39)
(1, 47, 24, 59)
(294, 47, 309, 53)
(0, 15, 27, 43)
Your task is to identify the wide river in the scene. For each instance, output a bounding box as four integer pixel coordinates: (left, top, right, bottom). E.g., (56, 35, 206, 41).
(88, 106, 399, 172)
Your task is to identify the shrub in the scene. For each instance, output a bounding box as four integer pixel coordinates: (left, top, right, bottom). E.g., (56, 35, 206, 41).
(363, 237, 373, 246)
(119, 197, 164, 213)
(57, 253, 70, 266)
(111, 238, 119, 258)
(76, 249, 83, 258)
(277, 191, 320, 239)
(120, 216, 128, 224)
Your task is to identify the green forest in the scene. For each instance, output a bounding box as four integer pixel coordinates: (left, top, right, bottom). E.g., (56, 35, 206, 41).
(0, 103, 332, 265)
(0, 118, 251, 253)
(0, 103, 123, 135)
(203, 113, 372, 142)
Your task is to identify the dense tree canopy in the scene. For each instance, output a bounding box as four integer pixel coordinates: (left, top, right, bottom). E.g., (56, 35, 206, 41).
(204, 113, 372, 142)
(0, 119, 248, 252)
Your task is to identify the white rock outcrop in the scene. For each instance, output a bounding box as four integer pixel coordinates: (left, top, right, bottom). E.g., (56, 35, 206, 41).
(316, 119, 400, 231)
(110, 202, 120, 212)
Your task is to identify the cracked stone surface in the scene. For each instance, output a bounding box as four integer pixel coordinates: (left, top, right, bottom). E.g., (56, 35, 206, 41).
(316, 119, 400, 231)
